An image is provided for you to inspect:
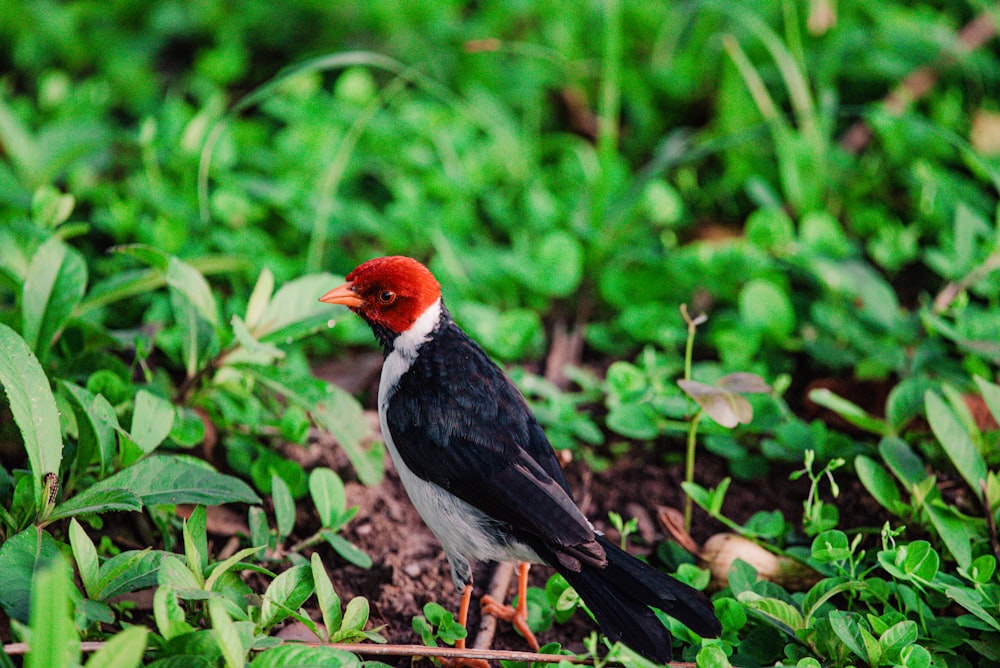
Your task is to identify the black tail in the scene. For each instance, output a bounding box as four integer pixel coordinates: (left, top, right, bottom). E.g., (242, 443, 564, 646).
(549, 535, 720, 664)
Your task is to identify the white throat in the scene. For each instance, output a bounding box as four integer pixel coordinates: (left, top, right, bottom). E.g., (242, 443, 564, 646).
(378, 297, 442, 407)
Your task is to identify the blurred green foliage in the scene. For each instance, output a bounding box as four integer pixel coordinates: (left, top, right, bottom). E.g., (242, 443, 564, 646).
(2, 0, 1000, 665)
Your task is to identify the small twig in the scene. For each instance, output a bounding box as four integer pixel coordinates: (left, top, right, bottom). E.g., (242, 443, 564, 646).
(839, 11, 998, 154)
(472, 558, 516, 650)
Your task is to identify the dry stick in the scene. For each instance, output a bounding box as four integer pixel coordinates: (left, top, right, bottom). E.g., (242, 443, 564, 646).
(839, 11, 998, 154)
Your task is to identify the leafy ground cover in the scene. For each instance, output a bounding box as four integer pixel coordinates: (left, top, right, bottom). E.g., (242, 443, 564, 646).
(1, 1, 1000, 666)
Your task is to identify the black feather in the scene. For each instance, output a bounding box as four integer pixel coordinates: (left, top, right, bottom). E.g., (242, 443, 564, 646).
(534, 535, 721, 663)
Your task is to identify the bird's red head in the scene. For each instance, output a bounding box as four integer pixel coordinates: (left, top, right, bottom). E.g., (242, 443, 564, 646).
(319, 256, 441, 335)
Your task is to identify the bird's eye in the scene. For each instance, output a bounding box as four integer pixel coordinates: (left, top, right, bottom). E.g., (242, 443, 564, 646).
(378, 290, 396, 304)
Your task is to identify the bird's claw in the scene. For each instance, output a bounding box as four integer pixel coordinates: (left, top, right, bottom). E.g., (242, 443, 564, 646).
(480, 594, 540, 651)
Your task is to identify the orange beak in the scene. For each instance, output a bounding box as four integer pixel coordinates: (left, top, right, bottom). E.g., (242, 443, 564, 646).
(319, 281, 364, 308)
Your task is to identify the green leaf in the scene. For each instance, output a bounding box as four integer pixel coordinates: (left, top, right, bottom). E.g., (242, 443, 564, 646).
(923, 501, 974, 570)
(0, 322, 63, 513)
(738, 278, 795, 340)
(679, 379, 753, 428)
(855, 455, 906, 516)
(154, 584, 194, 641)
(158, 555, 202, 592)
(256, 272, 340, 341)
(271, 473, 295, 540)
(22, 236, 86, 361)
(902, 541, 939, 583)
(310, 468, 346, 529)
(131, 390, 175, 455)
(529, 230, 583, 297)
(26, 560, 78, 668)
(879, 620, 918, 662)
(86, 455, 260, 507)
(69, 519, 100, 599)
(167, 257, 219, 327)
(311, 553, 342, 638)
(807, 388, 886, 435)
(244, 268, 275, 330)
(974, 376, 1000, 426)
(204, 546, 265, 592)
(695, 644, 733, 668)
(184, 506, 208, 583)
(944, 585, 1000, 632)
(878, 436, 926, 488)
(606, 403, 659, 440)
(828, 610, 868, 661)
(810, 530, 851, 562)
(736, 591, 804, 633)
(926, 390, 987, 494)
(58, 381, 116, 475)
(321, 529, 372, 569)
(83, 626, 148, 668)
(249, 644, 361, 668)
(0, 527, 64, 622)
(339, 596, 370, 633)
(96, 550, 166, 600)
(208, 597, 246, 668)
(47, 486, 142, 522)
(260, 565, 313, 631)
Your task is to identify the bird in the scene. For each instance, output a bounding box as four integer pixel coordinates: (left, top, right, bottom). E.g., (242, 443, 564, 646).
(319, 255, 721, 664)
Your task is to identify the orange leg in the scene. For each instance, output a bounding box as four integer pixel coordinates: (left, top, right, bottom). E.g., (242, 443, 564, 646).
(480, 562, 540, 651)
(441, 583, 489, 668)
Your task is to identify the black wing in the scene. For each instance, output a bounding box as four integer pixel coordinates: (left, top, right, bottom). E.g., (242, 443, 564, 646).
(384, 318, 598, 554)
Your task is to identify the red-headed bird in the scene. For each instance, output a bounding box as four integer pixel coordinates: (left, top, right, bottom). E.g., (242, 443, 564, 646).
(320, 256, 720, 663)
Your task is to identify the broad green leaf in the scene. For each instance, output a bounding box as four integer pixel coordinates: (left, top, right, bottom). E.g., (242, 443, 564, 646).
(944, 585, 1000, 631)
(0, 527, 63, 622)
(58, 381, 115, 475)
(158, 555, 202, 594)
(22, 236, 86, 361)
(47, 486, 142, 522)
(167, 257, 219, 327)
(256, 272, 339, 340)
(738, 278, 795, 340)
(310, 467, 346, 528)
(250, 644, 361, 668)
(679, 379, 752, 428)
(880, 620, 918, 661)
(529, 230, 583, 297)
(154, 585, 194, 641)
(226, 315, 285, 366)
(923, 501, 975, 570)
(84, 627, 148, 668)
(311, 553, 342, 638)
(828, 610, 868, 661)
(26, 560, 78, 668)
(183, 506, 208, 584)
(96, 550, 166, 601)
(86, 455, 260, 507)
(69, 519, 100, 599)
(926, 390, 987, 494)
(208, 597, 245, 668)
(810, 529, 851, 562)
(0, 323, 63, 513)
(606, 403, 660, 439)
(736, 591, 804, 632)
(271, 473, 295, 540)
(260, 565, 313, 630)
(131, 390, 175, 455)
(339, 596, 370, 633)
(244, 267, 274, 330)
(902, 541, 939, 583)
(855, 455, 906, 516)
(878, 436, 926, 487)
(695, 645, 733, 668)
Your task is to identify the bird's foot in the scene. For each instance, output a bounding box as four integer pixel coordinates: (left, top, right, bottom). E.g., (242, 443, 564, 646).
(480, 594, 540, 652)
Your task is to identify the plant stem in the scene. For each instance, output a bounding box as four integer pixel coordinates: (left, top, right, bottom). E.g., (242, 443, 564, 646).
(684, 410, 704, 531)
